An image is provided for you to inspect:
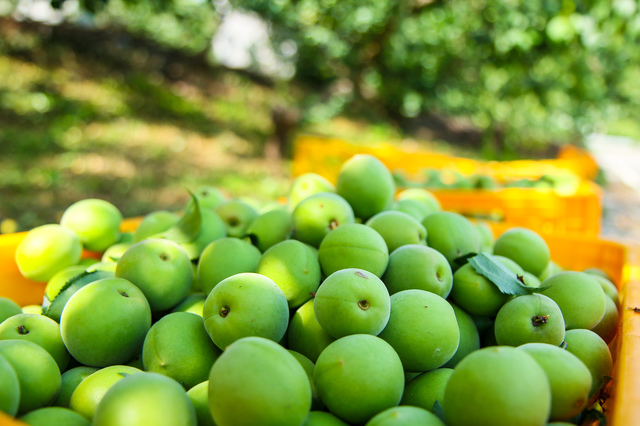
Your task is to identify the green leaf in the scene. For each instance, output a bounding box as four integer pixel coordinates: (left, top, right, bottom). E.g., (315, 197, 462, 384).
(152, 189, 202, 244)
(433, 400, 445, 423)
(42, 270, 113, 319)
(468, 253, 549, 296)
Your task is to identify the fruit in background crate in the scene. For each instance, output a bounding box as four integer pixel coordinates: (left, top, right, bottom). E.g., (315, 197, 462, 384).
(519, 343, 592, 421)
(69, 365, 143, 421)
(246, 209, 293, 252)
(591, 275, 620, 309)
(313, 334, 404, 424)
(93, 373, 197, 426)
(256, 239, 321, 309)
(0, 340, 62, 415)
(422, 212, 480, 269)
(0, 313, 70, 371)
(292, 192, 355, 247)
(209, 337, 311, 426)
(313, 269, 391, 338)
(493, 294, 565, 347)
(0, 353, 20, 416)
(52, 366, 99, 408)
(289, 173, 335, 210)
(493, 228, 550, 277)
(133, 211, 180, 243)
(336, 154, 396, 221)
(142, 312, 221, 389)
(540, 271, 606, 330)
(0, 297, 22, 324)
(214, 199, 258, 238)
(198, 238, 262, 295)
(366, 211, 427, 254)
(378, 290, 460, 372)
(591, 296, 619, 344)
(287, 299, 336, 363)
(382, 245, 453, 298)
(15, 224, 83, 282)
(318, 224, 389, 278)
(563, 329, 613, 397)
(442, 346, 551, 426)
(202, 273, 289, 350)
(116, 239, 193, 312)
(60, 277, 151, 367)
(19, 407, 90, 426)
(401, 368, 453, 412)
(60, 199, 122, 252)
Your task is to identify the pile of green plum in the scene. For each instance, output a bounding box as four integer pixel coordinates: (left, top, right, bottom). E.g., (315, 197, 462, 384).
(0, 154, 619, 426)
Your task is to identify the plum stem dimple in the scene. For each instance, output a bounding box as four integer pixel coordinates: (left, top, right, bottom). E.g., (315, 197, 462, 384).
(531, 315, 549, 327)
(329, 219, 338, 230)
(228, 217, 240, 227)
(159, 253, 170, 262)
(17, 325, 29, 335)
(358, 300, 370, 310)
(118, 291, 129, 298)
(220, 306, 230, 317)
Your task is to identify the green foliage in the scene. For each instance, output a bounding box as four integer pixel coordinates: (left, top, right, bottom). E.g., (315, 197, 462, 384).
(236, 0, 640, 149)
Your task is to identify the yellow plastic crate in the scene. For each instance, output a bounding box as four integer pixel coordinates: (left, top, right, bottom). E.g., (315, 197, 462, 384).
(1, 220, 638, 424)
(291, 136, 603, 235)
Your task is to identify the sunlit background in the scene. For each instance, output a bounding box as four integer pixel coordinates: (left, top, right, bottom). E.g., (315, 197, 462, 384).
(1, 0, 639, 237)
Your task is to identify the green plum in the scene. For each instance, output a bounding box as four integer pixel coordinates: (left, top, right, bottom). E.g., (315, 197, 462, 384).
(186, 381, 215, 426)
(292, 192, 355, 247)
(401, 368, 453, 412)
(336, 154, 395, 221)
(246, 209, 293, 252)
(214, 199, 258, 238)
(591, 296, 619, 344)
(209, 337, 311, 426)
(583, 267, 611, 281)
(116, 239, 193, 312)
(101, 242, 131, 263)
(391, 199, 432, 222)
(60, 277, 151, 367)
(396, 188, 441, 214)
(443, 346, 551, 426)
(492, 254, 525, 275)
(288, 350, 324, 411)
(443, 303, 480, 368)
(538, 260, 563, 282)
(0, 297, 22, 324)
(563, 329, 613, 396)
(15, 224, 83, 282)
(422, 212, 480, 269)
(198, 238, 262, 295)
(179, 209, 228, 260)
(60, 199, 122, 252)
(203, 273, 289, 350)
(365, 406, 445, 426)
(519, 343, 592, 421)
(382, 245, 452, 298)
(317, 224, 389, 278)
(0, 340, 61, 415)
(366, 211, 427, 254)
(52, 366, 99, 408)
(133, 211, 180, 243)
(592, 275, 620, 309)
(378, 290, 460, 372)
(522, 271, 542, 288)
(303, 411, 349, 425)
(93, 373, 196, 426)
(314, 269, 391, 338)
(69, 365, 142, 421)
(288, 300, 336, 363)
(493, 228, 550, 276)
(475, 221, 494, 253)
(20, 407, 90, 426)
(256, 240, 321, 309)
(541, 271, 606, 330)
(289, 173, 335, 210)
(142, 312, 221, 389)
(314, 334, 404, 424)
(0, 313, 70, 371)
(494, 294, 565, 347)
(171, 293, 206, 317)
(0, 353, 20, 416)
(187, 185, 226, 210)
(450, 263, 510, 317)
